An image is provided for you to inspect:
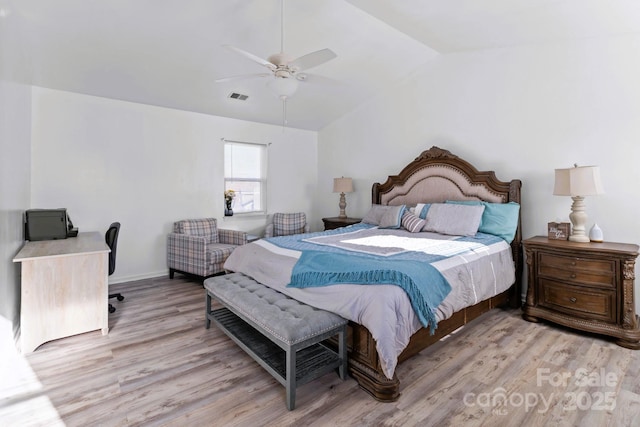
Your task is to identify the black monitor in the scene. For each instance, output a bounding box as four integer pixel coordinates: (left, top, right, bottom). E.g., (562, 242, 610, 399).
(25, 209, 70, 241)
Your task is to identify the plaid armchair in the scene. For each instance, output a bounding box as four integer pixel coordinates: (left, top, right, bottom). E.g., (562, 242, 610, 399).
(264, 212, 310, 238)
(167, 218, 247, 279)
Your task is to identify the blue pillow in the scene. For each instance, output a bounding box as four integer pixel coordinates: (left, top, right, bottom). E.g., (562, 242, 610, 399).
(417, 203, 431, 219)
(446, 200, 520, 243)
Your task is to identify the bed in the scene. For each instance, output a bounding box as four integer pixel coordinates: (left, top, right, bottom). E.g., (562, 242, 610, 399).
(224, 146, 523, 401)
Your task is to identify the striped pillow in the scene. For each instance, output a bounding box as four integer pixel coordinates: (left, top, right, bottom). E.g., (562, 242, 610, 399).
(401, 211, 426, 233)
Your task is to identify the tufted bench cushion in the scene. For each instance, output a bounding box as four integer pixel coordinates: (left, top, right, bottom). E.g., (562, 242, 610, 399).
(206, 272, 347, 346)
(204, 272, 347, 410)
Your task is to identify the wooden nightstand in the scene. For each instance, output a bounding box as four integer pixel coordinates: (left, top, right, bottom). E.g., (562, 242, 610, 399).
(522, 236, 640, 349)
(322, 217, 362, 231)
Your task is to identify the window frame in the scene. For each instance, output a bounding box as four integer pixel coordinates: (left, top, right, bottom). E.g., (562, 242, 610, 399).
(223, 140, 268, 215)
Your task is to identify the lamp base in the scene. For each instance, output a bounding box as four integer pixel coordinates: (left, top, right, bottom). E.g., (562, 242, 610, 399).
(568, 195, 590, 243)
(338, 192, 347, 219)
(569, 234, 590, 243)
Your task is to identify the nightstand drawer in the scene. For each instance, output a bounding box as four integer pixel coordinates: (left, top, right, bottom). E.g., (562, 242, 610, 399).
(538, 253, 615, 288)
(540, 279, 616, 323)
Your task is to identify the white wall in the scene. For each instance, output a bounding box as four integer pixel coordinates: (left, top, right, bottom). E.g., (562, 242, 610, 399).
(19, 30, 640, 316)
(0, 0, 33, 344)
(318, 35, 640, 309)
(31, 88, 318, 283)
(0, 81, 32, 342)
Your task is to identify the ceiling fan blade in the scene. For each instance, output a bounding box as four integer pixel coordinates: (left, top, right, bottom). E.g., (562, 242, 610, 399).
(296, 73, 344, 87)
(222, 45, 276, 71)
(289, 48, 337, 72)
(215, 73, 271, 83)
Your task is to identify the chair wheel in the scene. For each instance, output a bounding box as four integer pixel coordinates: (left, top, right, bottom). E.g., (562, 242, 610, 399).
(109, 304, 116, 313)
(117, 295, 124, 301)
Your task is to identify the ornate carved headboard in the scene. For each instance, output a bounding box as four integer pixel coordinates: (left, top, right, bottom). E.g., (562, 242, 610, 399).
(371, 146, 523, 305)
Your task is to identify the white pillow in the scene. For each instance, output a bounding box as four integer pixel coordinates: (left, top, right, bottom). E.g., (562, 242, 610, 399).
(361, 204, 388, 225)
(379, 205, 406, 229)
(422, 203, 485, 236)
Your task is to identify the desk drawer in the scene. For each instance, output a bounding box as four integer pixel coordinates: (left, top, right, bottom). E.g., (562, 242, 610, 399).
(540, 279, 616, 323)
(538, 253, 615, 288)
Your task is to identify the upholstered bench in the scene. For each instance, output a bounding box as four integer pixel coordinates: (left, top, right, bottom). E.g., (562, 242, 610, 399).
(204, 273, 348, 410)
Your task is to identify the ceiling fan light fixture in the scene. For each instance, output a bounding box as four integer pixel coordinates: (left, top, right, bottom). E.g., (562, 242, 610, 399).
(267, 76, 298, 99)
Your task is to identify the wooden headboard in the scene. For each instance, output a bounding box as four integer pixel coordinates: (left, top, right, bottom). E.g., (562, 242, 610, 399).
(371, 146, 523, 306)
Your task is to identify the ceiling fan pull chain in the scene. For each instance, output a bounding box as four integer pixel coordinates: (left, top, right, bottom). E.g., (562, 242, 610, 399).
(282, 98, 287, 132)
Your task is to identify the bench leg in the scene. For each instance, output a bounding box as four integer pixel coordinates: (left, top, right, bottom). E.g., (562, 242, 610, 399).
(338, 327, 347, 380)
(205, 293, 212, 329)
(286, 348, 296, 410)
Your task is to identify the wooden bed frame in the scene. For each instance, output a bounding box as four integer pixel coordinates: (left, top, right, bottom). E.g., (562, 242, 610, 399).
(343, 146, 523, 401)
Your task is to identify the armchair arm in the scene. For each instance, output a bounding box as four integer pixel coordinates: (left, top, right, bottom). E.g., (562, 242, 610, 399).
(167, 233, 208, 276)
(218, 228, 248, 245)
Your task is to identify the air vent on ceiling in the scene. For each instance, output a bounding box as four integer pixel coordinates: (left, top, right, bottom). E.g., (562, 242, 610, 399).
(228, 92, 249, 101)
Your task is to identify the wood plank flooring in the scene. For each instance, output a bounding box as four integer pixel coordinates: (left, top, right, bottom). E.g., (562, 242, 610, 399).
(2, 275, 640, 426)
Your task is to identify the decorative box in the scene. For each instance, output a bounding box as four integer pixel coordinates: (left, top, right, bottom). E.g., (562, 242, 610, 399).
(548, 222, 570, 240)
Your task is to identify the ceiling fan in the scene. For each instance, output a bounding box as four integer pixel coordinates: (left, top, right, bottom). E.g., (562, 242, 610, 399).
(216, 0, 337, 125)
(217, 45, 337, 92)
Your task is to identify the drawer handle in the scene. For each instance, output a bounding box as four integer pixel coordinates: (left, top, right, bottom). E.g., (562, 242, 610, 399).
(569, 297, 577, 303)
(570, 273, 576, 279)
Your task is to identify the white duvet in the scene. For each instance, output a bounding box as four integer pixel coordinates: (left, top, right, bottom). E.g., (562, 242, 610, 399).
(223, 229, 515, 379)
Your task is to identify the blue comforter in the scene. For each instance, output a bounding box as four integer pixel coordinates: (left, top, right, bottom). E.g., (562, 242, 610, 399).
(267, 224, 504, 333)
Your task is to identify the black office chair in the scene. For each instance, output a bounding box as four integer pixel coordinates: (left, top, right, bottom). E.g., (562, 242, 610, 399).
(106, 222, 123, 313)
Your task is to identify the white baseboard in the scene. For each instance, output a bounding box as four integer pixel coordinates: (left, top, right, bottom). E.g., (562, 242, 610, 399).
(108, 270, 168, 284)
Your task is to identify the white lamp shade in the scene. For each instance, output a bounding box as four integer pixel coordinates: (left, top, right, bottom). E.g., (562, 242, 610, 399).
(553, 165, 604, 196)
(333, 177, 353, 193)
(267, 76, 298, 99)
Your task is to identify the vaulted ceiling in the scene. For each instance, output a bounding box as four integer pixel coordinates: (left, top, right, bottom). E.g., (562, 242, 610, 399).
(4, 0, 640, 130)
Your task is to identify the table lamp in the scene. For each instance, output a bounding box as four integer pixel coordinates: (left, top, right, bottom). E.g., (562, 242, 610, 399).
(553, 164, 604, 242)
(333, 177, 353, 219)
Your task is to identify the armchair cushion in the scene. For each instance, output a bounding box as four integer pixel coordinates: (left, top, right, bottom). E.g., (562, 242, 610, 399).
(174, 218, 219, 244)
(272, 212, 308, 237)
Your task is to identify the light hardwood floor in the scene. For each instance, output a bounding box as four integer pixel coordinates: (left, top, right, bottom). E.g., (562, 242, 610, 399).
(2, 275, 640, 426)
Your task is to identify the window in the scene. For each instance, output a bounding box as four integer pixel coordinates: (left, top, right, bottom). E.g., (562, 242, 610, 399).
(224, 141, 267, 214)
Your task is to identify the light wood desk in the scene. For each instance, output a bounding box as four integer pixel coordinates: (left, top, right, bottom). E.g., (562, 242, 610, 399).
(13, 232, 110, 353)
